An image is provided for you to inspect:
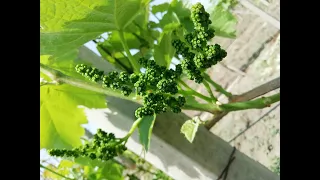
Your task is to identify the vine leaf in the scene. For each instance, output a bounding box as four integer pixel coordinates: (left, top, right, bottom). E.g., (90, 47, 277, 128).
(40, 84, 107, 149)
(96, 40, 134, 72)
(154, 0, 193, 32)
(153, 23, 179, 67)
(42, 164, 61, 179)
(44, 160, 75, 179)
(151, 3, 169, 14)
(167, 0, 194, 32)
(43, 158, 124, 180)
(40, 0, 149, 58)
(103, 31, 142, 51)
(138, 114, 156, 152)
(210, 3, 237, 38)
(98, 161, 124, 180)
(40, 54, 87, 79)
(75, 157, 105, 167)
(77, 157, 124, 180)
(180, 116, 201, 143)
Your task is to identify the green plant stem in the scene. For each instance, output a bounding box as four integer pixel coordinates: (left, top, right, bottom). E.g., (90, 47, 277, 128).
(118, 30, 140, 73)
(220, 93, 280, 111)
(40, 63, 137, 102)
(121, 117, 144, 143)
(40, 163, 74, 180)
(40, 63, 222, 114)
(178, 79, 212, 103)
(183, 102, 221, 114)
(94, 41, 133, 73)
(205, 76, 280, 129)
(203, 74, 232, 98)
(202, 80, 217, 103)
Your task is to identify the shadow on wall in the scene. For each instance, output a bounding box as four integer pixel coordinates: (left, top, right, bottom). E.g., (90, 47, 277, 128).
(84, 95, 211, 179)
(77, 45, 212, 178)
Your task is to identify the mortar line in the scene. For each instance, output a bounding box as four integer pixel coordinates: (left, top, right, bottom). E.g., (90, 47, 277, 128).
(228, 103, 280, 143)
(238, 0, 280, 29)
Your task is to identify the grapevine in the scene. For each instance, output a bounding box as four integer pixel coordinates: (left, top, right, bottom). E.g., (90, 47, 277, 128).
(172, 2, 227, 83)
(73, 2, 226, 120)
(40, 1, 280, 178)
(48, 129, 127, 161)
(75, 58, 186, 118)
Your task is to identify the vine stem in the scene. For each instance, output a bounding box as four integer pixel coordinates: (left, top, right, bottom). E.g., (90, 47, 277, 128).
(183, 103, 221, 114)
(41, 64, 279, 116)
(203, 74, 232, 98)
(94, 40, 133, 73)
(121, 117, 144, 143)
(178, 79, 212, 103)
(204, 93, 280, 129)
(205, 76, 280, 129)
(40, 63, 220, 114)
(118, 30, 140, 73)
(202, 80, 217, 103)
(40, 63, 281, 118)
(40, 63, 137, 102)
(220, 93, 280, 111)
(40, 163, 74, 180)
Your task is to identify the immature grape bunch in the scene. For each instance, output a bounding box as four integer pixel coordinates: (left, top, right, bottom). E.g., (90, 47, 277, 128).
(75, 64, 104, 82)
(133, 59, 186, 118)
(75, 58, 186, 119)
(48, 129, 127, 161)
(171, 2, 227, 83)
(76, 64, 133, 96)
(191, 3, 212, 30)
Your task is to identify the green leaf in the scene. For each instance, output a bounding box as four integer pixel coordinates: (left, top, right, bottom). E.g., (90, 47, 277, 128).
(210, 4, 237, 38)
(168, 0, 194, 32)
(96, 44, 133, 72)
(40, 67, 52, 82)
(98, 28, 155, 72)
(109, 31, 142, 51)
(151, 3, 169, 14)
(40, 0, 149, 58)
(133, 3, 150, 29)
(42, 160, 93, 179)
(153, 23, 180, 67)
(75, 157, 124, 179)
(57, 160, 78, 177)
(157, 0, 193, 32)
(98, 161, 124, 180)
(40, 84, 107, 149)
(40, 53, 86, 79)
(132, 5, 159, 47)
(84, 166, 96, 179)
(184, 95, 199, 106)
(58, 160, 75, 168)
(75, 157, 105, 168)
(159, 12, 179, 29)
(138, 114, 156, 151)
(42, 164, 64, 179)
(180, 116, 201, 143)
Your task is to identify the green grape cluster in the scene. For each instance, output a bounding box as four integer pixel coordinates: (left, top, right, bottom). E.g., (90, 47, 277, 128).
(135, 92, 186, 118)
(171, 2, 227, 83)
(48, 129, 127, 161)
(76, 64, 133, 96)
(75, 58, 186, 119)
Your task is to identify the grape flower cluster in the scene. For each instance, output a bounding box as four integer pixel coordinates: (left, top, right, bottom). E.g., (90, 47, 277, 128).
(171, 2, 227, 83)
(48, 129, 127, 161)
(75, 3, 225, 118)
(75, 57, 186, 119)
